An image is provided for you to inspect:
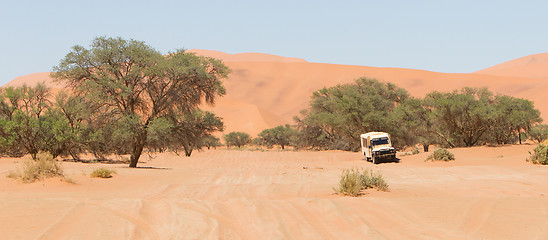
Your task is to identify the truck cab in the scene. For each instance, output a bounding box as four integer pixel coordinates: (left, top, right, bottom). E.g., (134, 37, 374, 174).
(360, 132, 396, 164)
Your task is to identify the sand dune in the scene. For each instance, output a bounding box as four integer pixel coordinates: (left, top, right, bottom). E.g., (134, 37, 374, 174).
(476, 53, 548, 79)
(1, 145, 547, 239)
(188, 49, 307, 63)
(3, 50, 548, 136)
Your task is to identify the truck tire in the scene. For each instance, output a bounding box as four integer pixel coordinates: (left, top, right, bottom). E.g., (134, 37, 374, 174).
(372, 156, 378, 164)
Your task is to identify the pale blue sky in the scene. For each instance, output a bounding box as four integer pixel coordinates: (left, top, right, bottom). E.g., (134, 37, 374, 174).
(1, 0, 547, 85)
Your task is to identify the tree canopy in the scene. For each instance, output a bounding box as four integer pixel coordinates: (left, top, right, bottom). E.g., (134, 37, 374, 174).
(257, 124, 298, 149)
(224, 132, 251, 148)
(52, 37, 230, 167)
(295, 77, 409, 150)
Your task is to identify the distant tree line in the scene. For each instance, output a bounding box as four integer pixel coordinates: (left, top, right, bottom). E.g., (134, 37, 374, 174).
(248, 78, 545, 151)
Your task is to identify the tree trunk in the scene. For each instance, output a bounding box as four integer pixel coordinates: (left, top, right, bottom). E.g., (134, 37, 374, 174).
(129, 131, 147, 168)
(183, 142, 193, 157)
(69, 150, 81, 162)
(518, 130, 522, 144)
(281, 145, 285, 150)
(423, 144, 430, 152)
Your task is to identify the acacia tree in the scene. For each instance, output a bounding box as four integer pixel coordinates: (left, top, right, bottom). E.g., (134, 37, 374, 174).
(488, 95, 541, 144)
(295, 77, 409, 150)
(257, 124, 298, 149)
(52, 37, 229, 167)
(393, 97, 438, 151)
(425, 87, 493, 147)
(0, 84, 51, 159)
(224, 132, 251, 148)
(529, 124, 548, 143)
(162, 109, 224, 157)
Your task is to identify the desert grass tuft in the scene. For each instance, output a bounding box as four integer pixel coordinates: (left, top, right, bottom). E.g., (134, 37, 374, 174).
(425, 148, 455, 162)
(333, 168, 389, 197)
(7, 152, 70, 183)
(360, 169, 390, 192)
(90, 168, 116, 178)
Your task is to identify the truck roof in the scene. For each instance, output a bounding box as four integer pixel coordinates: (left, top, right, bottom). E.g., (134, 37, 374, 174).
(360, 132, 390, 138)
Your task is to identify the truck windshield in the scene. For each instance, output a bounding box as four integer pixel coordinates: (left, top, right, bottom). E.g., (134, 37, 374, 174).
(371, 137, 389, 146)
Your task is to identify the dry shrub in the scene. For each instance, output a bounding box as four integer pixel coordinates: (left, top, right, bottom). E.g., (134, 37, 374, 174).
(90, 168, 116, 178)
(333, 168, 389, 197)
(426, 148, 455, 162)
(6, 152, 69, 183)
(361, 169, 389, 192)
(528, 144, 548, 165)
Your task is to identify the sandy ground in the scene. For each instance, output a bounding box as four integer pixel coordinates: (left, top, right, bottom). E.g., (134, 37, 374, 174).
(1, 144, 547, 240)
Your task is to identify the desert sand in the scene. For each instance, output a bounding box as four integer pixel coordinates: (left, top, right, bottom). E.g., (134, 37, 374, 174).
(2, 51, 548, 239)
(1, 144, 547, 239)
(5, 50, 548, 135)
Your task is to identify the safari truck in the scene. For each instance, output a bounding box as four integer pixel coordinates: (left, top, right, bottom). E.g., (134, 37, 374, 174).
(361, 132, 396, 164)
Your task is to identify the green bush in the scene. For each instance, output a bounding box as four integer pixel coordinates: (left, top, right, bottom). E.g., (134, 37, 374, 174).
(90, 168, 116, 178)
(426, 148, 455, 161)
(528, 144, 548, 165)
(528, 124, 548, 143)
(333, 168, 389, 196)
(6, 152, 67, 183)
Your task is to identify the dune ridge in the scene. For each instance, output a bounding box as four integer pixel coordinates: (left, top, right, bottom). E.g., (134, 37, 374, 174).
(475, 52, 548, 79)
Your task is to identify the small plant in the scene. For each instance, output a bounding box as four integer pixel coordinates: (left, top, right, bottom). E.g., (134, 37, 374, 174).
(361, 169, 390, 192)
(333, 168, 389, 197)
(412, 148, 420, 155)
(333, 168, 363, 196)
(425, 148, 455, 162)
(90, 168, 116, 178)
(6, 152, 68, 183)
(527, 144, 548, 165)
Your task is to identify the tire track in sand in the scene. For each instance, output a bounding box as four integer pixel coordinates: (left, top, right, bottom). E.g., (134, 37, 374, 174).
(34, 201, 92, 240)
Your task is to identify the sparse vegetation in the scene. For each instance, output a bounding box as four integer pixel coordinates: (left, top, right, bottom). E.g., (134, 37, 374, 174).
(6, 152, 69, 183)
(333, 168, 389, 197)
(256, 124, 298, 150)
(527, 144, 548, 165)
(360, 168, 390, 192)
(90, 168, 116, 178)
(425, 148, 455, 162)
(528, 124, 548, 143)
(224, 132, 251, 148)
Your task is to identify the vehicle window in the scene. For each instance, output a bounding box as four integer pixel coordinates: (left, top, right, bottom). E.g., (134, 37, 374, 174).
(371, 137, 389, 146)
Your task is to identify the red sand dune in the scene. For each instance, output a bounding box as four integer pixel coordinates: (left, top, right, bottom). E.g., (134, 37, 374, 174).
(3, 50, 548, 136)
(475, 53, 548, 79)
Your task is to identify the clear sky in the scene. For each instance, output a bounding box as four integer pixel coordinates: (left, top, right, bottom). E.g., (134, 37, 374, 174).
(1, 0, 547, 85)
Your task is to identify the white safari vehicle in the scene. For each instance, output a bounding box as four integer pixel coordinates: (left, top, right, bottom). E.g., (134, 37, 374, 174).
(360, 132, 396, 164)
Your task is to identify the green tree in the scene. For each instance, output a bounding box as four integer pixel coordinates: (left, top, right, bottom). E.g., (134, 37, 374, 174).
(488, 95, 541, 144)
(224, 132, 251, 148)
(168, 109, 224, 156)
(0, 84, 51, 159)
(392, 97, 438, 151)
(295, 77, 409, 150)
(52, 37, 229, 167)
(425, 87, 493, 147)
(528, 124, 548, 143)
(202, 135, 222, 150)
(257, 124, 298, 149)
